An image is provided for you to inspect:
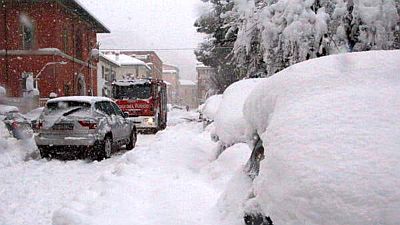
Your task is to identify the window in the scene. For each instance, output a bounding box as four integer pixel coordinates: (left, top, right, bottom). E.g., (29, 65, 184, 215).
(95, 101, 116, 116)
(75, 32, 83, 59)
(111, 102, 124, 117)
(21, 18, 35, 50)
(63, 28, 69, 52)
(101, 66, 105, 79)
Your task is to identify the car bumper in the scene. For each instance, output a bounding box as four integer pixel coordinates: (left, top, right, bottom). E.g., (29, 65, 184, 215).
(35, 134, 97, 146)
(128, 116, 157, 129)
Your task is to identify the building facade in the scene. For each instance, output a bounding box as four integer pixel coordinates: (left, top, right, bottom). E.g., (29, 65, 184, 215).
(103, 53, 151, 80)
(179, 79, 197, 109)
(196, 64, 216, 105)
(97, 53, 119, 97)
(162, 64, 180, 104)
(0, 0, 109, 98)
(118, 51, 163, 80)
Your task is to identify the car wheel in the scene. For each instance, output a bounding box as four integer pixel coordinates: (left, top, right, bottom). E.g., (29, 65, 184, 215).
(38, 146, 51, 159)
(92, 136, 112, 161)
(126, 130, 137, 150)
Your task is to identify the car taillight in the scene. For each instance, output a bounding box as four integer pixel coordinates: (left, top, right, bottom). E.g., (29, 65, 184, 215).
(38, 121, 43, 129)
(11, 122, 19, 129)
(78, 120, 98, 129)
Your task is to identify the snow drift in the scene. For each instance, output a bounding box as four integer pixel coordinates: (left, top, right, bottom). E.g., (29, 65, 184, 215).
(201, 94, 223, 122)
(213, 79, 262, 146)
(0, 122, 37, 168)
(234, 50, 400, 224)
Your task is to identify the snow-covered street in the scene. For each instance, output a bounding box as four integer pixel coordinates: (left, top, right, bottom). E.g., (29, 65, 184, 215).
(0, 110, 250, 225)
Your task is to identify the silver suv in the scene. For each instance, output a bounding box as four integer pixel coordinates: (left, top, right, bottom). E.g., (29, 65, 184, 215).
(35, 97, 137, 160)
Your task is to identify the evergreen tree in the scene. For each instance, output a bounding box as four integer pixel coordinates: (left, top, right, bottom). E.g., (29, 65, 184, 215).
(194, 0, 243, 93)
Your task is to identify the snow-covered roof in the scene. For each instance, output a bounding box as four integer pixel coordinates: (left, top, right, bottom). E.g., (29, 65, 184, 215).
(103, 54, 151, 70)
(179, 79, 196, 86)
(99, 53, 120, 67)
(62, 0, 110, 33)
(47, 96, 113, 104)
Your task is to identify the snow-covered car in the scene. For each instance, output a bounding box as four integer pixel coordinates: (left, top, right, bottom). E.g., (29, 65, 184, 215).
(0, 104, 19, 119)
(217, 50, 400, 225)
(3, 112, 34, 140)
(35, 96, 137, 160)
(24, 107, 44, 132)
(200, 94, 222, 127)
(0, 104, 33, 139)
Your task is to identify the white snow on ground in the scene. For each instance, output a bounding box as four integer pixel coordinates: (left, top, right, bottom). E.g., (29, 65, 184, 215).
(52, 120, 248, 225)
(218, 50, 400, 224)
(167, 108, 199, 126)
(0, 109, 250, 225)
(214, 79, 262, 146)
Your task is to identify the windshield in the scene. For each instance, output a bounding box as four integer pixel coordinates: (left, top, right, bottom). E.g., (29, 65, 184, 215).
(113, 84, 151, 100)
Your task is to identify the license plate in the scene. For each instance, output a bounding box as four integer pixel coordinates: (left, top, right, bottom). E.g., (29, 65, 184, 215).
(53, 123, 74, 130)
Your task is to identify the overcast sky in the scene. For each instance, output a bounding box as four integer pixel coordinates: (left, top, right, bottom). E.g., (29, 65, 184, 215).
(79, 0, 206, 80)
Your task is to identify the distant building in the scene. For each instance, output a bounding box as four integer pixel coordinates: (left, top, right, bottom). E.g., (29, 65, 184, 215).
(196, 63, 216, 104)
(118, 51, 163, 80)
(179, 79, 197, 109)
(97, 53, 119, 97)
(162, 64, 180, 104)
(0, 0, 109, 98)
(103, 53, 151, 80)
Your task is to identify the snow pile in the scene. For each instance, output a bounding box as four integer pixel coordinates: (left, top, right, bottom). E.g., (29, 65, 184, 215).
(201, 94, 222, 121)
(214, 79, 262, 146)
(222, 50, 400, 224)
(52, 122, 220, 225)
(0, 122, 37, 168)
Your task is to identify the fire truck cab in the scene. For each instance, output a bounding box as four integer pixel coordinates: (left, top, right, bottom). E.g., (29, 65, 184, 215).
(112, 79, 167, 133)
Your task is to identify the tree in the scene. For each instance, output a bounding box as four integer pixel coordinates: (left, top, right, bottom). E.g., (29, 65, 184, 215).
(194, 0, 243, 93)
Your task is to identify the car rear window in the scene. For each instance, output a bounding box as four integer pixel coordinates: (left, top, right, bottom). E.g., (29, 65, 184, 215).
(45, 101, 91, 115)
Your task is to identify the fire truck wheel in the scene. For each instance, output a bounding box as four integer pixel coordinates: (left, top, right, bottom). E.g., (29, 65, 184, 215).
(127, 131, 137, 150)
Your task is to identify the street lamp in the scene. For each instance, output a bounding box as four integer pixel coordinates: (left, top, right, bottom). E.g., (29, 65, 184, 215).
(35, 61, 68, 80)
(34, 61, 67, 91)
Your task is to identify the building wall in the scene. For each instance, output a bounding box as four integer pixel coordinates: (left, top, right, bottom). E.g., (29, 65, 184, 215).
(121, 51, 163, 79)
(196, 66, 216, 104)
(0, 1, 99, 97)
(179, 85, 197, 109)
(97, 58, 117, 97)
(163, 73, 179, 104)
(114, 65, 151, 80)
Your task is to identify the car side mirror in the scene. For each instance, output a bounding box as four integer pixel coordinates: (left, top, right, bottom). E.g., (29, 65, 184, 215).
(123, 112, 129, 118)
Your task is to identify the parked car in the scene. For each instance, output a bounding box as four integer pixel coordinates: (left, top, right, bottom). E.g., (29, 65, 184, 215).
(24, 107, 44, 133)
(0, 104, 33, 139)
(3, 112, 34, 140)
(35, 96, 137, 160)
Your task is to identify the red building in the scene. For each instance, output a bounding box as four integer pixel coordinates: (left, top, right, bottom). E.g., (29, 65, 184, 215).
(0, 0, 110, 98)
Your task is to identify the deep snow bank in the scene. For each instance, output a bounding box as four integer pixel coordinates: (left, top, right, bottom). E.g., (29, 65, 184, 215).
(0, 122, 37, 168)
(214, 79, 262, 146)
(240, 50, 400, 224)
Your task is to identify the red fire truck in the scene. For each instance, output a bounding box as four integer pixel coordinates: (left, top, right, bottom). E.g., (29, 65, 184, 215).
(112, 79, 167, 133)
